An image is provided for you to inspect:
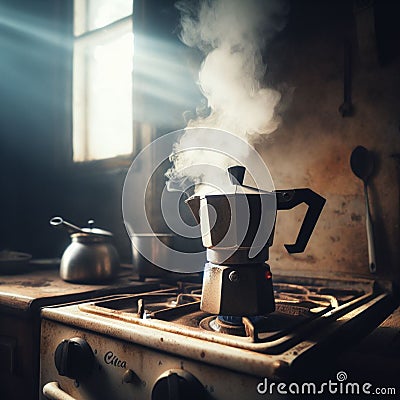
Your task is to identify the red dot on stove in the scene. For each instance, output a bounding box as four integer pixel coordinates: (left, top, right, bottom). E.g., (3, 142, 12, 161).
(265, 271, 272, 280)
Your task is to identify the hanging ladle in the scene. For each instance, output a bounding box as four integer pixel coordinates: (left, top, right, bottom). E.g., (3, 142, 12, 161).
(350, 146, 376, 273)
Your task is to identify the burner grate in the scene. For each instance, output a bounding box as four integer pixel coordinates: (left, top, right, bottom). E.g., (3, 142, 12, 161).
(77, 278, 375, 354)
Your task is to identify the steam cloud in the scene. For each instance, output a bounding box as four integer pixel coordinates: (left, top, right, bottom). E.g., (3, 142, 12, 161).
(168, 0, 288, 193)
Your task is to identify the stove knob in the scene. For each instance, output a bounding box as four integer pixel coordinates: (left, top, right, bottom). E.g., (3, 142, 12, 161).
(152, 369, 204, 400)
(54, 337, 94, 380)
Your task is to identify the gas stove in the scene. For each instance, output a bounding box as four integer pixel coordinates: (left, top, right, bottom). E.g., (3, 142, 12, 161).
(39, 273, 396, 400)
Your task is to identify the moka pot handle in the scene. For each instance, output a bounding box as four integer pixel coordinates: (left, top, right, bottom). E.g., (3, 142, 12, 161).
(275, 189, 326, 253)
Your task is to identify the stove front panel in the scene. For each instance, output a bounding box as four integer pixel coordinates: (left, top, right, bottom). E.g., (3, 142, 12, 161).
(40, 318, 272, 400)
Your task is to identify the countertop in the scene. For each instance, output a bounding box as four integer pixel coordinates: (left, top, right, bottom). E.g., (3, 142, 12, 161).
(0, 265, 158, 313)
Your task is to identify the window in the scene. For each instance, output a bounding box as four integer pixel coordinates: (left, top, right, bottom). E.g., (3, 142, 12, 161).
(73, 0, 133, 162)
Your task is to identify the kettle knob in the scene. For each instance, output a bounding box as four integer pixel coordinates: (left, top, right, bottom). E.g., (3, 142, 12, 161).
(227, 166, 246, 185)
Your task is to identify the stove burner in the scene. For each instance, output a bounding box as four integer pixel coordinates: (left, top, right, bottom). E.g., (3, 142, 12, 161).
(199, 299, 332, 339)
(197, 284, 341, 338)
(204, 315, 264, 336)
(218, 315, 263, 325)
(209, 316, 246, 336)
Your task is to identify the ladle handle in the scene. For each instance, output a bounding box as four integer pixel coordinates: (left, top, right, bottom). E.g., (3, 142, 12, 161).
(276, 189, 326, 254)
(50, 217, 84, 235)
(364, 184, 376, 273)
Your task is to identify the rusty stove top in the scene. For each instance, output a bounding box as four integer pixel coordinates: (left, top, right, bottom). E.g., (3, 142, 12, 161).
(41, 274, 396, 379)
(77, 276, 384, 353)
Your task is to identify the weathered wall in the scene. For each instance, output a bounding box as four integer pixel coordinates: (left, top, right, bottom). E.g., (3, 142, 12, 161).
(256, 1, 400, 280)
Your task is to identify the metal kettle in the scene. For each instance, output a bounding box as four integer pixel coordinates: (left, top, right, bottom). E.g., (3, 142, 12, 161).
(50, 217, 120, 283)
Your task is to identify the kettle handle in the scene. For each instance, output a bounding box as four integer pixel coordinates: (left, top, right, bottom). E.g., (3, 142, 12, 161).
(50, 216, 85, 235)
(275, 189, 326, 254)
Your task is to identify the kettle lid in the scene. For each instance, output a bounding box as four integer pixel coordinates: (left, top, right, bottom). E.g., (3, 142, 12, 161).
(50, 216, 113, 237)
(80, 220, 113, 237)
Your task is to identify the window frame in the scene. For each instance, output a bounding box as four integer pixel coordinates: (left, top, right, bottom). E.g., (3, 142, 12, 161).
(71, 1, 136, 169)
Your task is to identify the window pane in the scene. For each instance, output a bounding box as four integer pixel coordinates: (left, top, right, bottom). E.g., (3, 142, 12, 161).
(88, 0, 132, 31)
(75, 0, 133, 36)
(73, 27, 133, 161)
